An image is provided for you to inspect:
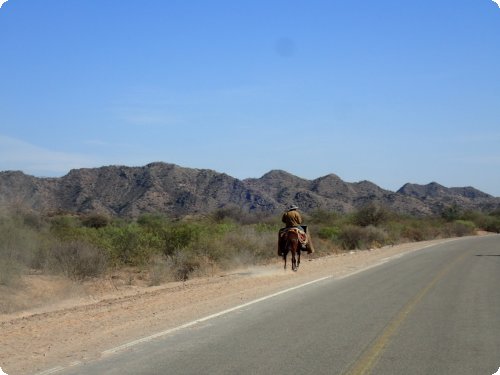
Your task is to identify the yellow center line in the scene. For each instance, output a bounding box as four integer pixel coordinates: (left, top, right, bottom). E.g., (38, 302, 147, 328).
(343, 250, 468, 375)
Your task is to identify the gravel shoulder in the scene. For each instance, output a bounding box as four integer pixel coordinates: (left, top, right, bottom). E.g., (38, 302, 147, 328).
(0, 238, 459, 375)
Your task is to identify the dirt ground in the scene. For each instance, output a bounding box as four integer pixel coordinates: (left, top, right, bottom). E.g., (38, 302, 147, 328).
(0, 238, 461, 375)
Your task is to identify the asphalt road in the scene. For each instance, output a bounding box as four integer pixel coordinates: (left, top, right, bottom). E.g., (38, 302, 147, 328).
(55, 235, 500, 375)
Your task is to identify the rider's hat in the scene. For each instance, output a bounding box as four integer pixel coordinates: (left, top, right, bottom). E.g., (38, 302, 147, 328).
(287, 204, 299, 211)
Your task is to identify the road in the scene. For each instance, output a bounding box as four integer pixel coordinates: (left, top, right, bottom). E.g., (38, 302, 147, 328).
(54, 235, 500, 375)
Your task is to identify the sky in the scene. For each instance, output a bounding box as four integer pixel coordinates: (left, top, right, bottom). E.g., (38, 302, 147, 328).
(1, 1, 500, 197)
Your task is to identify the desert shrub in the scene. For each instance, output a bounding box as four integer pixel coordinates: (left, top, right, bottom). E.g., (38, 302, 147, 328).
(46, 240, 108, 280)
(0, 214, 40, 285)
(317, 226, 341, 241)
(309, 210, 339, 226)
(401, 224, 433, 241)
(22, 211, 44, 230)
(353, 203, 390, 227)
(253, 222, 279, 234)
(444, 220, 476, 237)
(49, 215, 82, 240)
(463, 212, 500, 233)
(441, 204, 461, 222)
(483, 217, 500, 233)
(336, 224, 388, 250)
(81, 213, 110, 229)
(0, 258, 23, 286)
(137, 213, 169, 233)
(219, 225, 275, 265)
(103, 224, 161, 266)
(211, 206, 241, 223)
(161, 223, 203, 256)
(147, 254, 174, 286)
(362, 225, 389, 248)
(166, 249, 202, 281)
(210, 206, 265, 225)
(338, 225, 365, 250)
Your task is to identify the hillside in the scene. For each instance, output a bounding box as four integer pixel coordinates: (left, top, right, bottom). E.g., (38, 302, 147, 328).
(0, 162, 499, 217)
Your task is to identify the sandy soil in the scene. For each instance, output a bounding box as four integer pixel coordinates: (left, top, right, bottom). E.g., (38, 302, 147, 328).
(0, 238, 459, 375)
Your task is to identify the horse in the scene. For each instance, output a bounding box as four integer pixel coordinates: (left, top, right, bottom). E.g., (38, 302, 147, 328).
(279, 228, 302, 271)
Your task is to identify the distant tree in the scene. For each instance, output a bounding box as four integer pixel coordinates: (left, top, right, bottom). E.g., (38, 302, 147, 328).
(353, 203, 389, 227)
(81, 213, 110, 229)
(441, 204, 461, 222)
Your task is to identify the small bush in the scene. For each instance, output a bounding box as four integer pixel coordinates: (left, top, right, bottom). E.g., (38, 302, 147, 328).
(309, 210, 339, 226)
(363, 225, 388, 248)
(338, 225, 365, 250)
(0, 258, 23, 286)
(0, 214, 40, 284)
(162, 223, 202, 256)
(441, 204, 461, 222)
(147, 255, 172, 286)
(484, 217, 500, 233)
(337, 225, 388, 250)
(317, 226, 341, 240)
(46, 241, 108, 280)
(81, 213, 110, 229)
(353, 203, 389, 227)
(103, 224, 161, 266)
(445, 220, 476, 237)
(167, 250, 201, 281)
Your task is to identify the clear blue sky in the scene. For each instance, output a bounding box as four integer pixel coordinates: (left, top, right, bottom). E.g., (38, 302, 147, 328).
(1, 1, 499, 196)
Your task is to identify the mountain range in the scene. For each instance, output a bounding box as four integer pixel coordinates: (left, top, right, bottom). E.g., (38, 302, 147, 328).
(0, 162, 498, 218)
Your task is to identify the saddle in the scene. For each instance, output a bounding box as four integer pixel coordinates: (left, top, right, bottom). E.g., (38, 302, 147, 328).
(279, 227, 307, 244)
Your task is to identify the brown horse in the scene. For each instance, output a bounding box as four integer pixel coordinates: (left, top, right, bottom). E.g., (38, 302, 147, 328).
(279, 228, 302, 271)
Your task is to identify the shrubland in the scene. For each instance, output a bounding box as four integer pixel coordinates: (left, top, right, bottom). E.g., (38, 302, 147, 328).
(1, 204, 499, 289)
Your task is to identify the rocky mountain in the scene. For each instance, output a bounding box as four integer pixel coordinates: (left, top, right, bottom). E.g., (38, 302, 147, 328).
(0, 162, 499, 218)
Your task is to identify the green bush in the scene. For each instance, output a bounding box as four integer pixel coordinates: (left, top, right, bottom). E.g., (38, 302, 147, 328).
(317, 226, 341, 241)
(483, 217, 500, 233)
(353, 203, 389, 227)
(309, 210, 339, 226)
(445, 220, 476, 237)
(2, 207, 496, 286)
(104, 224, 161, 266)
(162, 223, 203, 256)
(81, 213, 110, 229)
(441, 204, 461, 222)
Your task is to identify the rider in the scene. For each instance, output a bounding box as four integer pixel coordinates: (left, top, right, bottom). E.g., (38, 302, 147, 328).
(279, 204, 315, 255)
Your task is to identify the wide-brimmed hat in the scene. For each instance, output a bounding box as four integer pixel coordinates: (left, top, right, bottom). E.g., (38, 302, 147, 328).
(287, 204, 299, 211)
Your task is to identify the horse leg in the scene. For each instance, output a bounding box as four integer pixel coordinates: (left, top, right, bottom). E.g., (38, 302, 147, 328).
(291, 249, 297, 272)
(297, 248, 301, 269)
(283, 253, 287, 270)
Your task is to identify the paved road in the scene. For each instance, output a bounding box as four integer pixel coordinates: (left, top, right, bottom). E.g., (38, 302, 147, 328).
(56, 235, 500, 375)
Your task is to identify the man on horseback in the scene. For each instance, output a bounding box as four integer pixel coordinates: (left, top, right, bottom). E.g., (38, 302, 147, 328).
(278, 204, 315, 256)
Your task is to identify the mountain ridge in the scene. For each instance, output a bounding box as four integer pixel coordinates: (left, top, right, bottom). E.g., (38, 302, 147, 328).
(1, 162, 499, 218)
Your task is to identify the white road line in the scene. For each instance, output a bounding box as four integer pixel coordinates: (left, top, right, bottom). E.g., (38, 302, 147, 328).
(34, 366, 64, 375)
(102, 275, 333, 355)
(102, 243, 431, 356)
(35, 240, 451, 374)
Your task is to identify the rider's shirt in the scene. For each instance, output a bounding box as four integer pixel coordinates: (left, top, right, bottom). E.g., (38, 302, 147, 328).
(281, 210, 302, 227)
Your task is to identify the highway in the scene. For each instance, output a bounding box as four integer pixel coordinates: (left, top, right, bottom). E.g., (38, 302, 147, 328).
(56, 235, 500, 375)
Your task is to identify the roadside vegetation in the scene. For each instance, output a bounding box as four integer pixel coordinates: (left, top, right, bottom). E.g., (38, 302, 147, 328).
(1, 204, 499, 289)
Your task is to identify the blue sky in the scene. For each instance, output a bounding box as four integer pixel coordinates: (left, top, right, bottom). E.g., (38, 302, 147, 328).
(1, 1, 499, 196)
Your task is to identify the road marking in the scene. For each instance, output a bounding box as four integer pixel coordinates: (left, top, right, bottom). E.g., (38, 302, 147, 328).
(35, 240, 451, 374)
(35, 367, 65, 375)
(103, 245, 432, 356)
(102, 275, 333, 355)
(343, 250, 469, 375)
